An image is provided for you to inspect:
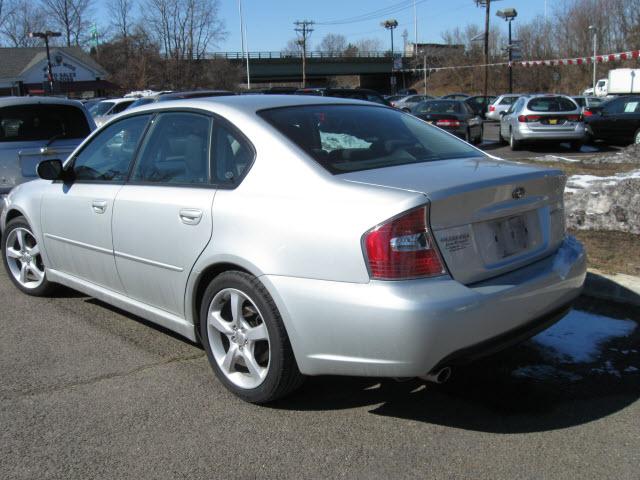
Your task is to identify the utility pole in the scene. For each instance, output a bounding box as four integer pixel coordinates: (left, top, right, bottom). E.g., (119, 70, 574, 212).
(294, 20, 314, 88)
(589, 25, 597, 94)
(413, 0, 418, 56)
(475, 0, 500, 101)
(423, 55, 427, 95)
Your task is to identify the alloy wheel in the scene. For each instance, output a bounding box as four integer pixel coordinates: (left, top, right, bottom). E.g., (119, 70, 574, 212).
(207, 288, 270, 389)
(4, 227, 45, 289)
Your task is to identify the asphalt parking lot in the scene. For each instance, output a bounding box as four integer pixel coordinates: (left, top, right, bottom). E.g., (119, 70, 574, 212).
(1, 267, 639, 479)
(479, 121, 624, 160)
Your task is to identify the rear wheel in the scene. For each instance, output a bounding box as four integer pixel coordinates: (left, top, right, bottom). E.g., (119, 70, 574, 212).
(569, 140, 583, 151)
(474, 125, 484, 145)
(2, 217, 56, 296)
(200, 271, 304, 403)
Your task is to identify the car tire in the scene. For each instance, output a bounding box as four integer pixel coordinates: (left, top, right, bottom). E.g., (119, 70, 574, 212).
(569, 141, 583, 151)
(464, 128, 471, 143)
(475, 126, 484, 145)
(199, 271, 304, 403)
(497, 128, 507, 145)
(509, 130, 521, 151)
(2, 216, 56, 296)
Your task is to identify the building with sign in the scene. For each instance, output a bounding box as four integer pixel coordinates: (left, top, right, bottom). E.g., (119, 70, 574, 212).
(0, 46, 116, 97)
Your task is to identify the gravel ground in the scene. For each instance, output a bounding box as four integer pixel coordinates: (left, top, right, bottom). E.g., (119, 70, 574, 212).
(1, 268, 639, 480)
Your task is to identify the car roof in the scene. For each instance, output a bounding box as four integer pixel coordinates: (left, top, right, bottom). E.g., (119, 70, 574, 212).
(0, 96, 84, 108)
(127, 93, 387, 116)
(98, 97, 135, 104)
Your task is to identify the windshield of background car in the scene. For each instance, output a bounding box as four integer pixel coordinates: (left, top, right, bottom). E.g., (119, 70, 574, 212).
(0, 104, 91, 142)
(258, 105, 481, 174)
(413, 101, 460, 114)
(527, 96, 577, 112)
(89, 101, 114, 116)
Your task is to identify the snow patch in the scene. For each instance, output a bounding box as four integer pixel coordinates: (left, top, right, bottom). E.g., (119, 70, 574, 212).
(565, 170, 640, 193)
(531, 310, 637, 363)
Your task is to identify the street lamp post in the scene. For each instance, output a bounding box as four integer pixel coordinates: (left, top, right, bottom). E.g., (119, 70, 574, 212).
(497, 8, 517, 94)
(28, 30, 62, 94)
(588, 25, 597, 94)
(382, 19, 398, 93)
(238, 0, 251, 89)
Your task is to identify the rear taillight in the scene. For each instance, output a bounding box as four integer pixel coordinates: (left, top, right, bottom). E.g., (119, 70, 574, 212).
(436, 119, 461, 127)
(364, 205, 446, 280)
(489, 105, 496, 112)
(583, 109, 594, 117)
(567, 114, 582, 121)
(518, 115, 542, 123)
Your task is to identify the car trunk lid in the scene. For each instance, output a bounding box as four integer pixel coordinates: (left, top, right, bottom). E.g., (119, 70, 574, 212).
(341, 157, 566, 284)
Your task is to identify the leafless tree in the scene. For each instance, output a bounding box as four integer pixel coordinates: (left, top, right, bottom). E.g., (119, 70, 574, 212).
(39, 0, 93, 47)
(282, 38, 303, 55)
(107, 0, 135, 39)
(143, 0, 226, 87)
(1, 0, 47, 47)
(319, 33, 346, 55)
(354, 37, 383, 53)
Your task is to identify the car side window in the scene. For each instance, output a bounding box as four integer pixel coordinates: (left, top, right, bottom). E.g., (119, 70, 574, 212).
(131, 112, 212, 185)
(622, 99, 640, 113)
(211, 120, 254, 186)
(603, 100, 624, 115)
(72, 114, 150, 182)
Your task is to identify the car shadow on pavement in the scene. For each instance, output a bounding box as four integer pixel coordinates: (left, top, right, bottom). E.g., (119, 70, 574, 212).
(272, 297, 640, 434)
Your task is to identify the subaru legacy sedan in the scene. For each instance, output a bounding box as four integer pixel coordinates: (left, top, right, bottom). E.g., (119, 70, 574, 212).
(1, 95, 586, 403)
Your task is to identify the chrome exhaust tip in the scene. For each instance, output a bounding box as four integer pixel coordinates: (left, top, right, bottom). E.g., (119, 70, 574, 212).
(420, 366, 452, 384)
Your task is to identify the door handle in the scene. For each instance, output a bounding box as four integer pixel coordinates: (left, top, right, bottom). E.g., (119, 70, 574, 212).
(179, 208, 203, 225)
(92, 200, 108, 214)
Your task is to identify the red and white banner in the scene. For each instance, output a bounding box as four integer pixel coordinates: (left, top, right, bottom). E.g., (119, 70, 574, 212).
(406, 49, 640, 73)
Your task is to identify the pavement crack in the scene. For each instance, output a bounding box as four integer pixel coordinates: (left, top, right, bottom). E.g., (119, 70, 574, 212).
(1, 352, 206, 401)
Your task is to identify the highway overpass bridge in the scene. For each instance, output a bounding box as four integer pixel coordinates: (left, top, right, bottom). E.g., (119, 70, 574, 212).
(208, 51, 421, 90)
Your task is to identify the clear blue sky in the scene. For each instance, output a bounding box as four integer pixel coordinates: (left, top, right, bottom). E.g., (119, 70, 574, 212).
(214, 0, 550, 52)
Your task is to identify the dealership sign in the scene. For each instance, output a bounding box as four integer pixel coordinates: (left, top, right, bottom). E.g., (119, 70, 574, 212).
(22, 50, 100, 84)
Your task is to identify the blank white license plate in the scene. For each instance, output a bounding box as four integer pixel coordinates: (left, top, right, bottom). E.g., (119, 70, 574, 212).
(491, 215, 529, 258)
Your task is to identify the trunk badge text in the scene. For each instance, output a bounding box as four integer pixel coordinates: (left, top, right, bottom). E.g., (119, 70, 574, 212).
(512, 187, 526, 199)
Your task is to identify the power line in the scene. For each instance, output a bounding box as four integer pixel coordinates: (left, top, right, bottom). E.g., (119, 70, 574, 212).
(316, 0, 429, 26)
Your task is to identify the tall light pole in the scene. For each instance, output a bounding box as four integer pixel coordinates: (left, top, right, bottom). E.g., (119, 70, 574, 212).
(28, 30, 62, 94)
(588, 25, 597, 94)
(238, 0, 251, 89)
(382, 19, 398, 93)
(497, 8, 517, 94)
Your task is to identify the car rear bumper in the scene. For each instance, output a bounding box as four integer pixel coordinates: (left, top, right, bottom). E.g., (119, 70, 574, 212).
(485, 111, 501, 121)
(262, 235, 586, 377)
(514, 124, 586, 141)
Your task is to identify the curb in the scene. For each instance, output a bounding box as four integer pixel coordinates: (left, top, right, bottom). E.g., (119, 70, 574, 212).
(583, 269, 640, 307)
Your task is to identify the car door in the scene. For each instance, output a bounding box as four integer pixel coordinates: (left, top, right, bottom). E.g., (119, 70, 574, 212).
(111, 111, 217, 316)
(41, 114, 152, 292)
(618, 97, 640, 141)
(592, 98, 624, 140)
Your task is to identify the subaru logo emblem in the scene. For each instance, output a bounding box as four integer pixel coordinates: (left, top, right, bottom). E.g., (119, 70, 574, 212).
(512, 187, 525, 199)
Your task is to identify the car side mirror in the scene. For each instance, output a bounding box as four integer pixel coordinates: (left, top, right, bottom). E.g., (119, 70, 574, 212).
(37, 159, 64, 181)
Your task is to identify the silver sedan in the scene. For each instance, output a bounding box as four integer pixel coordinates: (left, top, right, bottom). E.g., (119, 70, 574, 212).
(1, 95, 586, 403)
(499, 95, 586, 150)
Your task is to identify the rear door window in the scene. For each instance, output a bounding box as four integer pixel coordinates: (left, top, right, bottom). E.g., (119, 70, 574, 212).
(0, 104, 90, 142)
(527, 97, 577, 112)
(111, 101, 134, 114)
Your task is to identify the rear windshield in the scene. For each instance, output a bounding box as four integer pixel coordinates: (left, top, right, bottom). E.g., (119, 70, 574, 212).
(498, 96, 518, 105)
(0, 104, 90, 142)
(414, 101, 460, 114)
(258, 105, 480, 174)
(527, 97, 577, 112)
(89, 101, 114, 116)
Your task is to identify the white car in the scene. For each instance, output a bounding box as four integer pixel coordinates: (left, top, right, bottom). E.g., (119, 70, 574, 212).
(89, 98, 136, 127)
(486, 94, 521, 121)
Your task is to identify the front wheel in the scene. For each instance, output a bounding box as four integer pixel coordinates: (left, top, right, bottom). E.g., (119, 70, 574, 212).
(200, 271, 304, 403)
(2, 217, 56, 296)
